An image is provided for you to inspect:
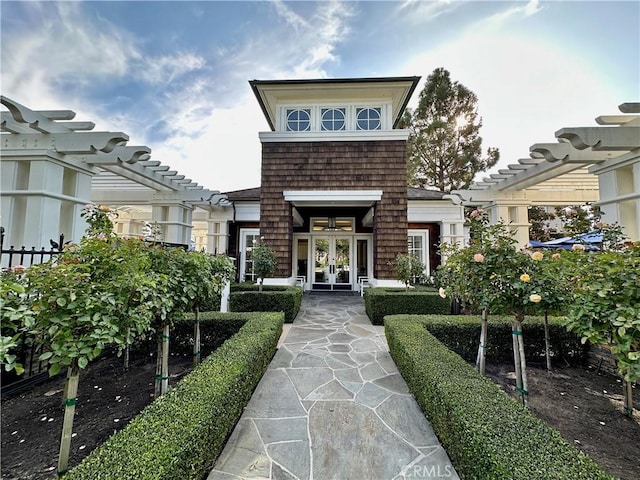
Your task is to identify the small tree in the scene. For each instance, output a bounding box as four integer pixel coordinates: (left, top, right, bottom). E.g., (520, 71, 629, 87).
(0, 266, 33, 375)
(392, 253, 425, 292)
(251, 241, 277, 292)
(528, 206, 557, 242)
(564, 243, 639, 416)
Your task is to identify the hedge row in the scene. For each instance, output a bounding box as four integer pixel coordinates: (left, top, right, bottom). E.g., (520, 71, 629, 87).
(385, 315, 613, 480)
(64, 312, 284, 480)
(420, 314, 588, 366)
(364, 287, 450, 325)
(229, 284, 302, 323)
(132, 312, 246, 357)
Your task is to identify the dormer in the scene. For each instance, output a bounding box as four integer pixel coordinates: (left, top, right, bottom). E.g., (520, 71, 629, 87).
(250, 77, 420, 140)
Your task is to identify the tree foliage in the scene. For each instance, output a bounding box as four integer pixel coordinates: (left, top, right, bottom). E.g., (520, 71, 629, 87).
(391, 253, 426, 292)
(251, 241, 277, 292)
(401, 68, 499, 192)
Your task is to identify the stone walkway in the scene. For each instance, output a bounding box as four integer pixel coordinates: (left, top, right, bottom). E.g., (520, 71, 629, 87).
(208, 294, 458, 480)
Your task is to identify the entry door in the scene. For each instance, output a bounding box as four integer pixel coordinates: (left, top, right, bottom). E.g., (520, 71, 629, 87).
(313, 236, 352, 290)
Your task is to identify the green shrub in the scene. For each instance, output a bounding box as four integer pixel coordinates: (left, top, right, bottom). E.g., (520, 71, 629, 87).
(131, 312, 246, 357)
(385, 315, 613, 479)
(364, 287, 449, 325)
(230, 285, 302, 323)
(419, 314, 588, 366)
(64, 312, 284, 480)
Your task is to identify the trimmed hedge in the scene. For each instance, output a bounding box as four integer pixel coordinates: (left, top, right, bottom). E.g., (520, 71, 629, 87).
(132, 312, 246, 357)
(229, 284, 302, 323)
(385, 315, 613, 480)
(64, 312, 284, 480)
(364, 287, 450, 325)
(419, 314, 588, 366)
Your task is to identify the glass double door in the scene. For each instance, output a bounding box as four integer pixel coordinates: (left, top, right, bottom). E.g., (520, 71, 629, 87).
(313, 236, 352, 290)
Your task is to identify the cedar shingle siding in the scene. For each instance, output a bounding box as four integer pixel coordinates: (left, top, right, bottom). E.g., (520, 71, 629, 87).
(260, 140, 408, 279)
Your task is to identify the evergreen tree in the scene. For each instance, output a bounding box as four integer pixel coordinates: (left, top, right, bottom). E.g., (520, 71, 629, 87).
(401, 68, 499, 192)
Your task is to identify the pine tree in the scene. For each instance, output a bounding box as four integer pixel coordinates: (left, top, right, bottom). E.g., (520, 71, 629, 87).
(401, 68, 499, 192)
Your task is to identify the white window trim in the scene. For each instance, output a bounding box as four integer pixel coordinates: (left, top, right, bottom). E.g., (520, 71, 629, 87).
(278, 103, 390, 132)
(239, 228, 260, 283)
(408, 229, 430, 277)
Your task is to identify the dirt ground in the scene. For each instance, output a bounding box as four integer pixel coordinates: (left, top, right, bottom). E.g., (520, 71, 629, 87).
(486, 363, 640, 480)
(2, 355, 639, 480)
(1, 352, 193, 480)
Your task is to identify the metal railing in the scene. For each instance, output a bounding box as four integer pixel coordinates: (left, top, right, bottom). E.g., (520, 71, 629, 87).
(0, 227, 65, 268)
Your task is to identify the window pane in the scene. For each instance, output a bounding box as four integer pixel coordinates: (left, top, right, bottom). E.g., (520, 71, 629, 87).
(287, 109, 311, 131)
(356, 107, 381, 130)
(321, 108, 346, 131)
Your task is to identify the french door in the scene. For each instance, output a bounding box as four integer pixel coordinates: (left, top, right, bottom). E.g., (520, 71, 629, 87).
(312, 236, 352, 290)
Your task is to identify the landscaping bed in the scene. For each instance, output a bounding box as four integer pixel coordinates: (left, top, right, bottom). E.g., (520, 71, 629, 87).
(386, 315, 634, 479)
(486, 362, 639, 480)
(1, 351, 191, 479)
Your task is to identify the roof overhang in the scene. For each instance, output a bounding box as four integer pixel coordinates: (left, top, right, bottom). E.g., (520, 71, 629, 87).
(283, 190, 383, 207)
(250, 77, 420, 131)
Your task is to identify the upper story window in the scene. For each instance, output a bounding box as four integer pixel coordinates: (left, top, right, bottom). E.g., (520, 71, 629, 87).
(286, 109, 311, 131)
(356, 107, 381, 130)
(321, 108, 346, 131)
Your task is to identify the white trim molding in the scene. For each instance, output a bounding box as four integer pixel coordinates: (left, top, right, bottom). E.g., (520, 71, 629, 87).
(258, 130, 410, 143)
(283, 189, 383, 207)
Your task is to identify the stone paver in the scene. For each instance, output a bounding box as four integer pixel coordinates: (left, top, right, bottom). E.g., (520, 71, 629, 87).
(208, 294, 459, 480)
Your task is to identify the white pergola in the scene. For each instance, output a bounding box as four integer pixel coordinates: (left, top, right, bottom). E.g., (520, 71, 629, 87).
(1, 96, 230, 255)
(447, 103, 640, 246)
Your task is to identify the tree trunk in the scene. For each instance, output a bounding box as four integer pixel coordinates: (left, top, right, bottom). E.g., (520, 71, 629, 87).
(476, 307, 488, 375)
(123, 327, 131, 371)
(514, 314, 529, 408)
(161, 324, 170, 394)
(193, 306, 201, 367)
(57, 365, 80, 475)
(259, 279, 263, 293)
(623, 380, 634, 416)
(543, 311, 552, 371)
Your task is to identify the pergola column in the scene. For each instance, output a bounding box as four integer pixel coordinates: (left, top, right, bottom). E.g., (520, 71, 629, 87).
(0, 153, 94, 249)
(151, 202, 194, 245)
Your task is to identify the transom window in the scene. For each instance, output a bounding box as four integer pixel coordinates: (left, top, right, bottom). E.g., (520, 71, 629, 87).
(286, 109, 311, 131)
(321, 108, 346, 131)
(356, 107, 381, 130)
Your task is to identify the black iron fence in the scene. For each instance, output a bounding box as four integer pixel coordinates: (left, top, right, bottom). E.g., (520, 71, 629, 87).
(0, 227, 66, 268)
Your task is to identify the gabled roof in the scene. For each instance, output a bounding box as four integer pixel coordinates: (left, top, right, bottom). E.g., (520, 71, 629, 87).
(249, 76, 420, 131)
(407, 187, 445, 200)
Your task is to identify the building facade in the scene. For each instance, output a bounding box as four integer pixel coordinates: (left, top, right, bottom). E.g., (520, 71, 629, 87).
(208, 77, 466, 291)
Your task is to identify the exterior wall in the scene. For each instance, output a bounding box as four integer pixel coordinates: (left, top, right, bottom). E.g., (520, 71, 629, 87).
(260, 140, 408, 279)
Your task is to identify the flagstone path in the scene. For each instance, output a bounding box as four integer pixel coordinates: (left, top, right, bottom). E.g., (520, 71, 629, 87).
(208, 294, 458, 480)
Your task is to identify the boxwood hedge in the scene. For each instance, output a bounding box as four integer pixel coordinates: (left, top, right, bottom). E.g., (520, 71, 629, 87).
(364, 287, 450, 325)
(229, 284, 302, 323)
(64, 312, 284, 480)
(385, 315, 613, 480)
(419, 314, 588, 366)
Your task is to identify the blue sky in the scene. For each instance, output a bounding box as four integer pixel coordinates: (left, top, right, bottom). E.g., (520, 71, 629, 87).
(2, 1, 638, 192)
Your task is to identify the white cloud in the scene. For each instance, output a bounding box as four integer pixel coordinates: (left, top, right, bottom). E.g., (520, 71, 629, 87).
(398, 5, 625, 181)
(396, 0, 461, 24)
(150, 94, 268, 192)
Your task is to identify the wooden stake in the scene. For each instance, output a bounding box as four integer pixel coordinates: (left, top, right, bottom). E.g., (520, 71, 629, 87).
(193, 307, 201, 367)
(515, 315, 530, 408)
(476, 307, 488, 376)
(623, 380, 634, 416)
(154, 325, 162, 397)
(543, 311, 552, 372)
(57, 365, 79, 475)
(512, 320, 523, 403)
(161, 324, 170, 394)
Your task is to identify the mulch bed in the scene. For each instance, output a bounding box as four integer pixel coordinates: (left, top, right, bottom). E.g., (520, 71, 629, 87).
(486, 362, 640, 480)
(1, 352, 193, 480)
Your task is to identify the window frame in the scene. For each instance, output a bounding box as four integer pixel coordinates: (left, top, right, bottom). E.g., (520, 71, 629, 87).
(407, 229, 430, 277)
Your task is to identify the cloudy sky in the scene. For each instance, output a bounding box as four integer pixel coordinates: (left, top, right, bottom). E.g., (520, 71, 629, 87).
(2, 0, 638, 193)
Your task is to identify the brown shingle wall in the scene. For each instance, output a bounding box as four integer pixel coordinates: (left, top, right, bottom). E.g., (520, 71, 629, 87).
(260, 140, 407, 279)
